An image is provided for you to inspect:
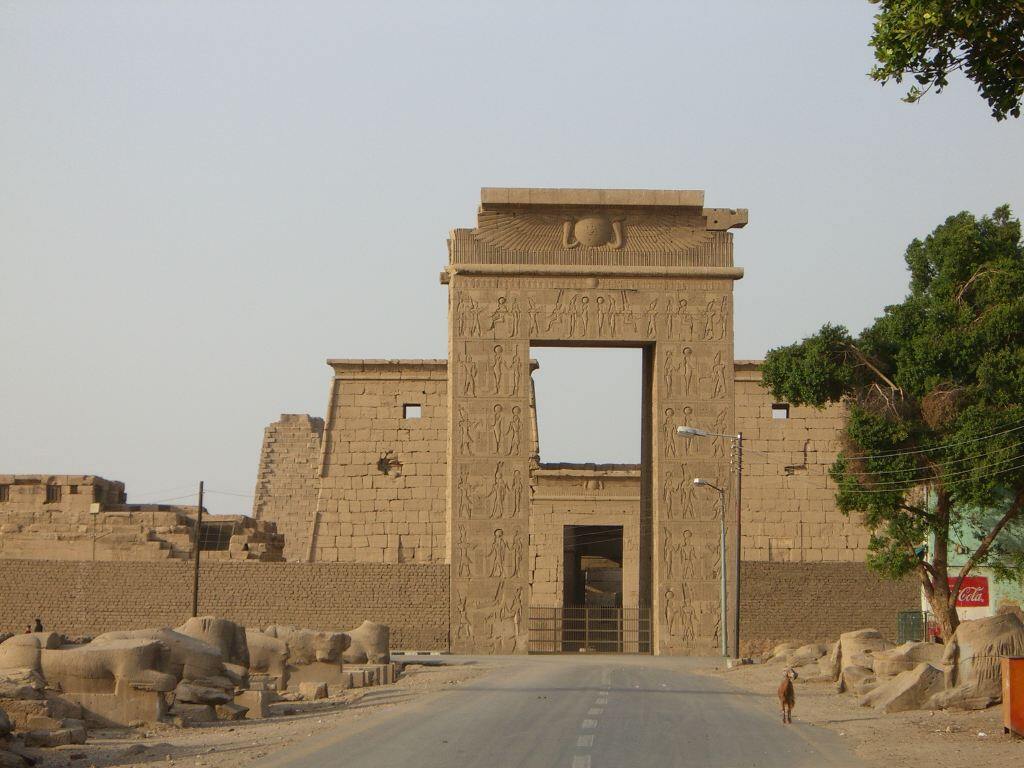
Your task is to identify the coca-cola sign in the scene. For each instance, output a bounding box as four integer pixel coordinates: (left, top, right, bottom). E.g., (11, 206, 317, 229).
(948, 576, 989, 607)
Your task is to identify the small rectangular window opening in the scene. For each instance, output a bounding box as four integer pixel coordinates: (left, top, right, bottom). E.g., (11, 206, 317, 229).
(69, 484, 79, 495)
(0, 485, 9, 502)
(771, 403, 790, 420)
(45, 485, 62, 503)
(403, 404, 422, 419)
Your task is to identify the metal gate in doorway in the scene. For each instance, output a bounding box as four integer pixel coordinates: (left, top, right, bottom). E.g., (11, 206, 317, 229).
(528, 605, 651, 654)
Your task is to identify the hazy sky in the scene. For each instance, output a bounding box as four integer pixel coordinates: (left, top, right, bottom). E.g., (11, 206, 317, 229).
(2, 2, 1022, 515)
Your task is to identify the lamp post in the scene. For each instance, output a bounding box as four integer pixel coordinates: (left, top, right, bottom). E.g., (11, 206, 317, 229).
(677, 424, 743, 658)
(693, 478, 727, 657)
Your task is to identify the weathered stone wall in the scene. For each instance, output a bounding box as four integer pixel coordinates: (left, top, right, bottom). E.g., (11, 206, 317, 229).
(0, 560, 449, 650)
(0, 475, 125, 514)
(739, 561, 919, 655)
(252, 414, 324, 561)
(529, 465, 641, 609)
(734, 362, 871, 562)
(314, 361, 450, 564)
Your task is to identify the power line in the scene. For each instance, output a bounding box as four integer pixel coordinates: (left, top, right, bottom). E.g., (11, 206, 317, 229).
(839, 419, 1024, 461)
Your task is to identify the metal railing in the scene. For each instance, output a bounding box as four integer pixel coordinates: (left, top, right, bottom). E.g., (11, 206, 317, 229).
(528, 605, 651, 654)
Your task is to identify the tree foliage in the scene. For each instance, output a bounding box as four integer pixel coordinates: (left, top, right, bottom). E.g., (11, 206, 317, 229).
(868, 0, 1024, 120)
(762, 206, 1024, 637)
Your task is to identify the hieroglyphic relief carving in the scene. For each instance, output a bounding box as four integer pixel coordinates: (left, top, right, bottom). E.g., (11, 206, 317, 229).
(458, 354, 479, 397)
(562, 215, 624, 250)
(680, 347, 697, 396)
(662, 527, 698, 579)
(487, 462, 510, 519)
(664, 585, 697, 643)
(455, 523, 473, 578)
(454, 588, 473, 639)
(702, 296, 728, 341)
(457, 296, 483, 337)
(490, 405, 506, 454)
(710, 351, 728, 400)
(486, 528, 508, 577)
(457, 407, 476, 456)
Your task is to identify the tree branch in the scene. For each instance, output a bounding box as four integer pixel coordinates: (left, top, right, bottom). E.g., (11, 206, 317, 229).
(846, 343, 903, 397)
(953, 487, 1024, 597)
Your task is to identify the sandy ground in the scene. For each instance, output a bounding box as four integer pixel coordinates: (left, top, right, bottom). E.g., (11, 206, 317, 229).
(711, 660, 1023, 767)
(18, 660, 491, 768)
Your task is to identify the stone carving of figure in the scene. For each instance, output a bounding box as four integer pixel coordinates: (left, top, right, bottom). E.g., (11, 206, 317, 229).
(454, 590, 473, 639)
(703, 539, 721, 580)
(527, 297, 541, 336)
(488, 462, 508, 519)
(491, 404, 506, 454)
(502, 586, 524, 651)
(672, 298, 692, 339)
(546, 290, 567, 334)
(645, 299, 659, 338)
(490, 345, 508, 395)
(457, 470, 475, 520)
(459, 354, 478, 397)
(508, 531, 524, 577)
(711, 409, 729, 457)
(662, 528, 677, 578)
(679, 406, 697, 455)
(596, 295, 616, 337)
(680, 347, 696, 396)
(456, 524, 473, 577)
(506, 406, 522, 456)
(665, 586, 696, 642)
(663, 470, 677, 518)
(678, 466, 696, 519)
(486, 528, 508, 577)
(509, 298, 522, 338)
(663, 408, 679, 457)
(703, 296, 728, 341)
(663, 349, 680, 396)
(457, 297, 482, 337)
(711, 352, 727, 400)
(489, 296, 511, 337)
(678, 529, 697, 578)
(509, 469, 524, 518)
(508, 349, 522, 397)
(576, 296, 591, 337)
(458, 407, 475, 456)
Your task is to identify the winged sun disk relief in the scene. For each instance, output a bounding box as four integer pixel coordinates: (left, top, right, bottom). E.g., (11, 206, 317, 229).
(472, 211, 717, 255)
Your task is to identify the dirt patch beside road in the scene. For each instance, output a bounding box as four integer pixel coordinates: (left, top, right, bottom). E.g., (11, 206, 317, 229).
(711, 661, 1021, 767)
(18, 660, 492, 768)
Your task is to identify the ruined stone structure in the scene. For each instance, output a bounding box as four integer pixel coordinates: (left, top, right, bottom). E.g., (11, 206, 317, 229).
(0, 475, 283, 562)
(0, 187, 909, 656)
(246, 187, 895, 656)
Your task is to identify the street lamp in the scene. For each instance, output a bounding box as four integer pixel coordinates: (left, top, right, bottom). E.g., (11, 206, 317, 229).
(693, 478, 727, 658)
(677, 424, 744, 658)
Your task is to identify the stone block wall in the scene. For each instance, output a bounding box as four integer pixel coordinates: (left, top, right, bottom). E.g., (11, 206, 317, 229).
(739, 561, 919, 655)
(734, 362, 871, 562)
(0, 475, 125, 515)
(252, 414, 324, 561)
(0, 560, 449, 650)
(314, 360, 449, 564)
(529, 465, 641, 609)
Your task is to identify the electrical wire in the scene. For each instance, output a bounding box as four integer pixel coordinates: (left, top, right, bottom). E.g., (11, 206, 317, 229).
(836, 419, 1024, 461)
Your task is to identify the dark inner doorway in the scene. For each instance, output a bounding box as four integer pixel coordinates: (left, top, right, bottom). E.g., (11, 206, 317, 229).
(563, 525, 623, 608)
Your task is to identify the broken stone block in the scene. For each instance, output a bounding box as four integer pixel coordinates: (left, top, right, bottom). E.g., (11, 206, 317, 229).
(767, 642, 798, 661)
(838, 666, 875, 695)
(214, 702, 248, 721)
(0, 670, 45, 701)
(297, 682, 327, 700)
(941, 613, 1024, 707)
(859, 662, 945, 713)
(872, 642, 944, 678)
(174, 682, 233, 706)
(235, 690, 276, 719)
(787, 644, 828, 668)
(834, 629, 893, 691)
(168, 702, 217, 725)
(343, 622, 390, 664)
(0, 706, 10, 737)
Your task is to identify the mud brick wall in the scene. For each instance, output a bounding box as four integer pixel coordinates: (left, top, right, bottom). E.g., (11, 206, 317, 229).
(739, 561, 920, 655)
(252, 415, 325, 561)
(0, 560, 450, 650)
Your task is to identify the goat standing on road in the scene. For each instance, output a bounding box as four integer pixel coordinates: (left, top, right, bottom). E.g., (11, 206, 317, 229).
(778, 667, 798, 724)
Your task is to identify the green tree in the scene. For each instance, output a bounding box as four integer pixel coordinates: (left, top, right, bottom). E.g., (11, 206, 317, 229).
(868, 1, 1024, 120)
(761, 206, 1024, 639)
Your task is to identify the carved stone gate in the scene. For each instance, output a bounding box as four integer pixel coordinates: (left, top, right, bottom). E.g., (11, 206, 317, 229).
(443, 188, 746, 655)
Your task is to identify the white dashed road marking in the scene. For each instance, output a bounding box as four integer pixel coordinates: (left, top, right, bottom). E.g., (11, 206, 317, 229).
(581, 719, 598, 729)
(587, 708, 603, 716)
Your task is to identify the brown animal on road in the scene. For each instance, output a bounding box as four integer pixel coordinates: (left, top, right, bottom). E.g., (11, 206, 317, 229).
(778, 667, 798, 724)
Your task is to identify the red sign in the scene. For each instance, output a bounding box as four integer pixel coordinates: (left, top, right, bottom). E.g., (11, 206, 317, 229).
(948, 576, 989, 607)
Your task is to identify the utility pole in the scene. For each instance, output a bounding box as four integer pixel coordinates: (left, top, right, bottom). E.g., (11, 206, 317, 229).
(734, 433, 743, 659)
(191, 481, 204, 618)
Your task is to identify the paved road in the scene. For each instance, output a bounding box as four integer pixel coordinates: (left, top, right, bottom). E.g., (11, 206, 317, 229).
(257, 655, 863, 768)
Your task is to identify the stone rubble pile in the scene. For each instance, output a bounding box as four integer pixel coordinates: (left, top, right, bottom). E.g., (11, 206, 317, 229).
(764, 612, 1024, 715)
(0, 616, 397, 759)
